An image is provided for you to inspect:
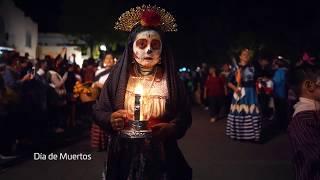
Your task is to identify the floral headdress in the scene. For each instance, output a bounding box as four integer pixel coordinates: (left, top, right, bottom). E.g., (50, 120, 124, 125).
(114, 5, 178, 32)
(301, 52, 316, 65)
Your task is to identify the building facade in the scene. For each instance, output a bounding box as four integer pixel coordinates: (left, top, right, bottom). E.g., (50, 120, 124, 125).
(38, 33, 90, 66)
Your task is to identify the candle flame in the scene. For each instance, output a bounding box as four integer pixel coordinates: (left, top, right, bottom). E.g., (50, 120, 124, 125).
(135, 84, 143, 95)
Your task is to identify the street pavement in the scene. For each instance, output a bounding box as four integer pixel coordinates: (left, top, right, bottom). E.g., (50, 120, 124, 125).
(0, 106, 294, 180)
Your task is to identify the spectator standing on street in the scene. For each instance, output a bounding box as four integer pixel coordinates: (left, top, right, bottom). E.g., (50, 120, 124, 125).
(47, 59, 68, 133)
(91, 52, 115, 151)
(272, 56, 289, 130)
(220, 63, 232, 116)
(204, 65, 226, 123)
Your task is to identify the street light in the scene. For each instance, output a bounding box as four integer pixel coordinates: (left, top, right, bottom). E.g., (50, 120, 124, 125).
(100, 44, 107, 51)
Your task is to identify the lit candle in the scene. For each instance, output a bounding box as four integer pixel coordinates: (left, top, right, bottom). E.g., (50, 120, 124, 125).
(134, 85, 143, 120)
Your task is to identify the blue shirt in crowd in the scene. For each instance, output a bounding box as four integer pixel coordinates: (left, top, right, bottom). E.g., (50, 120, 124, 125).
(273, 68, 287, 99)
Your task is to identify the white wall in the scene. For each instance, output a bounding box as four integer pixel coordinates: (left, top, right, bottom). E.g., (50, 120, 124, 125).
(38, 45, 85, 66)
(38, 33, 90, 66)
(0, 0, 38, 58)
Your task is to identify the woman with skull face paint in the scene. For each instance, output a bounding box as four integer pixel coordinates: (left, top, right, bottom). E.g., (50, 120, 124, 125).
(93, 5, 192, 180)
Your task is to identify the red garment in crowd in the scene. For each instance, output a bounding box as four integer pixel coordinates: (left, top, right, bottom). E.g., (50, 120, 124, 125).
(91, 122, 107, 150)
(205, 75, 225, 97)
(256, 79, 273, 95)
(82, 66, 96, 83)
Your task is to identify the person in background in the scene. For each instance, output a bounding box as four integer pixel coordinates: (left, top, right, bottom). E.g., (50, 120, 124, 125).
(47, 60, 68, 133)
(288, 87, 298, 119)
(226, 48, 261, 141)
(220, 63, 232, 116)
(1, 52, 33, 155)
(180, 70, 194, 105)
(54, 55, 64, 73)
(200, 63, 209, 109)
(72, 64, 82, 82)
(78, 58, 97, 127)
(54, 48, 67, 71)
(0, 61, 19, 159)
(82, 58, 96, 83)
(91, 52, 115, 151)
(0, 74, 10, 158)
(220, 63, 231, 79)
(272, 56, 289, 131)
(2, 52, 32, 91)
(64, 64, 78, 128)
(256, 56, 275, 133)
(256, 55, 272, 78)
(204, 65, 226, 123)
(18, 57, 33, 79)
(34, 59, 49, 110)
(29, 59, 50, 151)
(288, 63, 320, 180)
(65, 64, 77, 98)
(93, 52, 115, 88)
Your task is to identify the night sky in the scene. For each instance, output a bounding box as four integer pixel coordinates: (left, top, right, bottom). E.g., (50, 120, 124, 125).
(13, 0, 320, 66)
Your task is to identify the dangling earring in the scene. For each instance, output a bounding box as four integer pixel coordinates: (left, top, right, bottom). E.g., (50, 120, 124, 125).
(132, 59, 136, 64)
(158, 58, 162, 64)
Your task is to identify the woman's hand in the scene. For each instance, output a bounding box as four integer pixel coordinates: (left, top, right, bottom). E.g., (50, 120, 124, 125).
(151, 123, 175, 141)
(92, 82, 103, 89)
(20, 73, 32, 82)
(234, 88, 241, 96)
(91, 82, 97, 88)
(110, 110, 127, 131)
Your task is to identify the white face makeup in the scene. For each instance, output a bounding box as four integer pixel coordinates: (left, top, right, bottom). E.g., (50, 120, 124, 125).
(133, 30, 162, 68)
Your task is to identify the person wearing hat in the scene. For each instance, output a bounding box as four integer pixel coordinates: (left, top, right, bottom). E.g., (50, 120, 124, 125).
(272, 56, 289, 130)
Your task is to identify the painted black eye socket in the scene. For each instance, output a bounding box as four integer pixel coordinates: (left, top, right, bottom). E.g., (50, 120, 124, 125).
(136, 39, 147, 49)
(151, 40, 161, 50)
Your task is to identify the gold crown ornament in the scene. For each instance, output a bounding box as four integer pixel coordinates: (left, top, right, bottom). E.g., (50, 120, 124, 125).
(114, 5, 178, 32)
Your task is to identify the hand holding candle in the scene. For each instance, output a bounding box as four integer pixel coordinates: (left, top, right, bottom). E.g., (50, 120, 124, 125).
(111, 110, 128, 131)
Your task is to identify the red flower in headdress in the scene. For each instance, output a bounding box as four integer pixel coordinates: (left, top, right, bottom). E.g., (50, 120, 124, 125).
(302, 52, 315, 65)
(140, 10, 161, 27)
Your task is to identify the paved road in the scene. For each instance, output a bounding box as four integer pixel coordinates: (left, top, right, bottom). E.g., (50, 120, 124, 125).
(0, 107, 294, 180)
(180, 106, 294, 180)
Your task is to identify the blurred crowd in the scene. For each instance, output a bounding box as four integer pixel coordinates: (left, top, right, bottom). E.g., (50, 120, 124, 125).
(180, 50, 320, 179)
(1, 47, 319, 179)
(178, 51, 305, 139)
(0, 49, 115, 159)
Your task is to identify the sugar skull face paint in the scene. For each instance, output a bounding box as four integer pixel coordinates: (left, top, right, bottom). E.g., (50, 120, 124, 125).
(133, 30, 162, 68)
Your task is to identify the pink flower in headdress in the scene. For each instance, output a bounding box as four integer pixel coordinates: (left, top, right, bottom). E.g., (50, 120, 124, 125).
(140, 10, 161, 28)
(302, 52, 315, 65)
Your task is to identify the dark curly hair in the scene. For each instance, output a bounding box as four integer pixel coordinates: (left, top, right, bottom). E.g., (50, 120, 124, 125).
(291, 63, 320, 96)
